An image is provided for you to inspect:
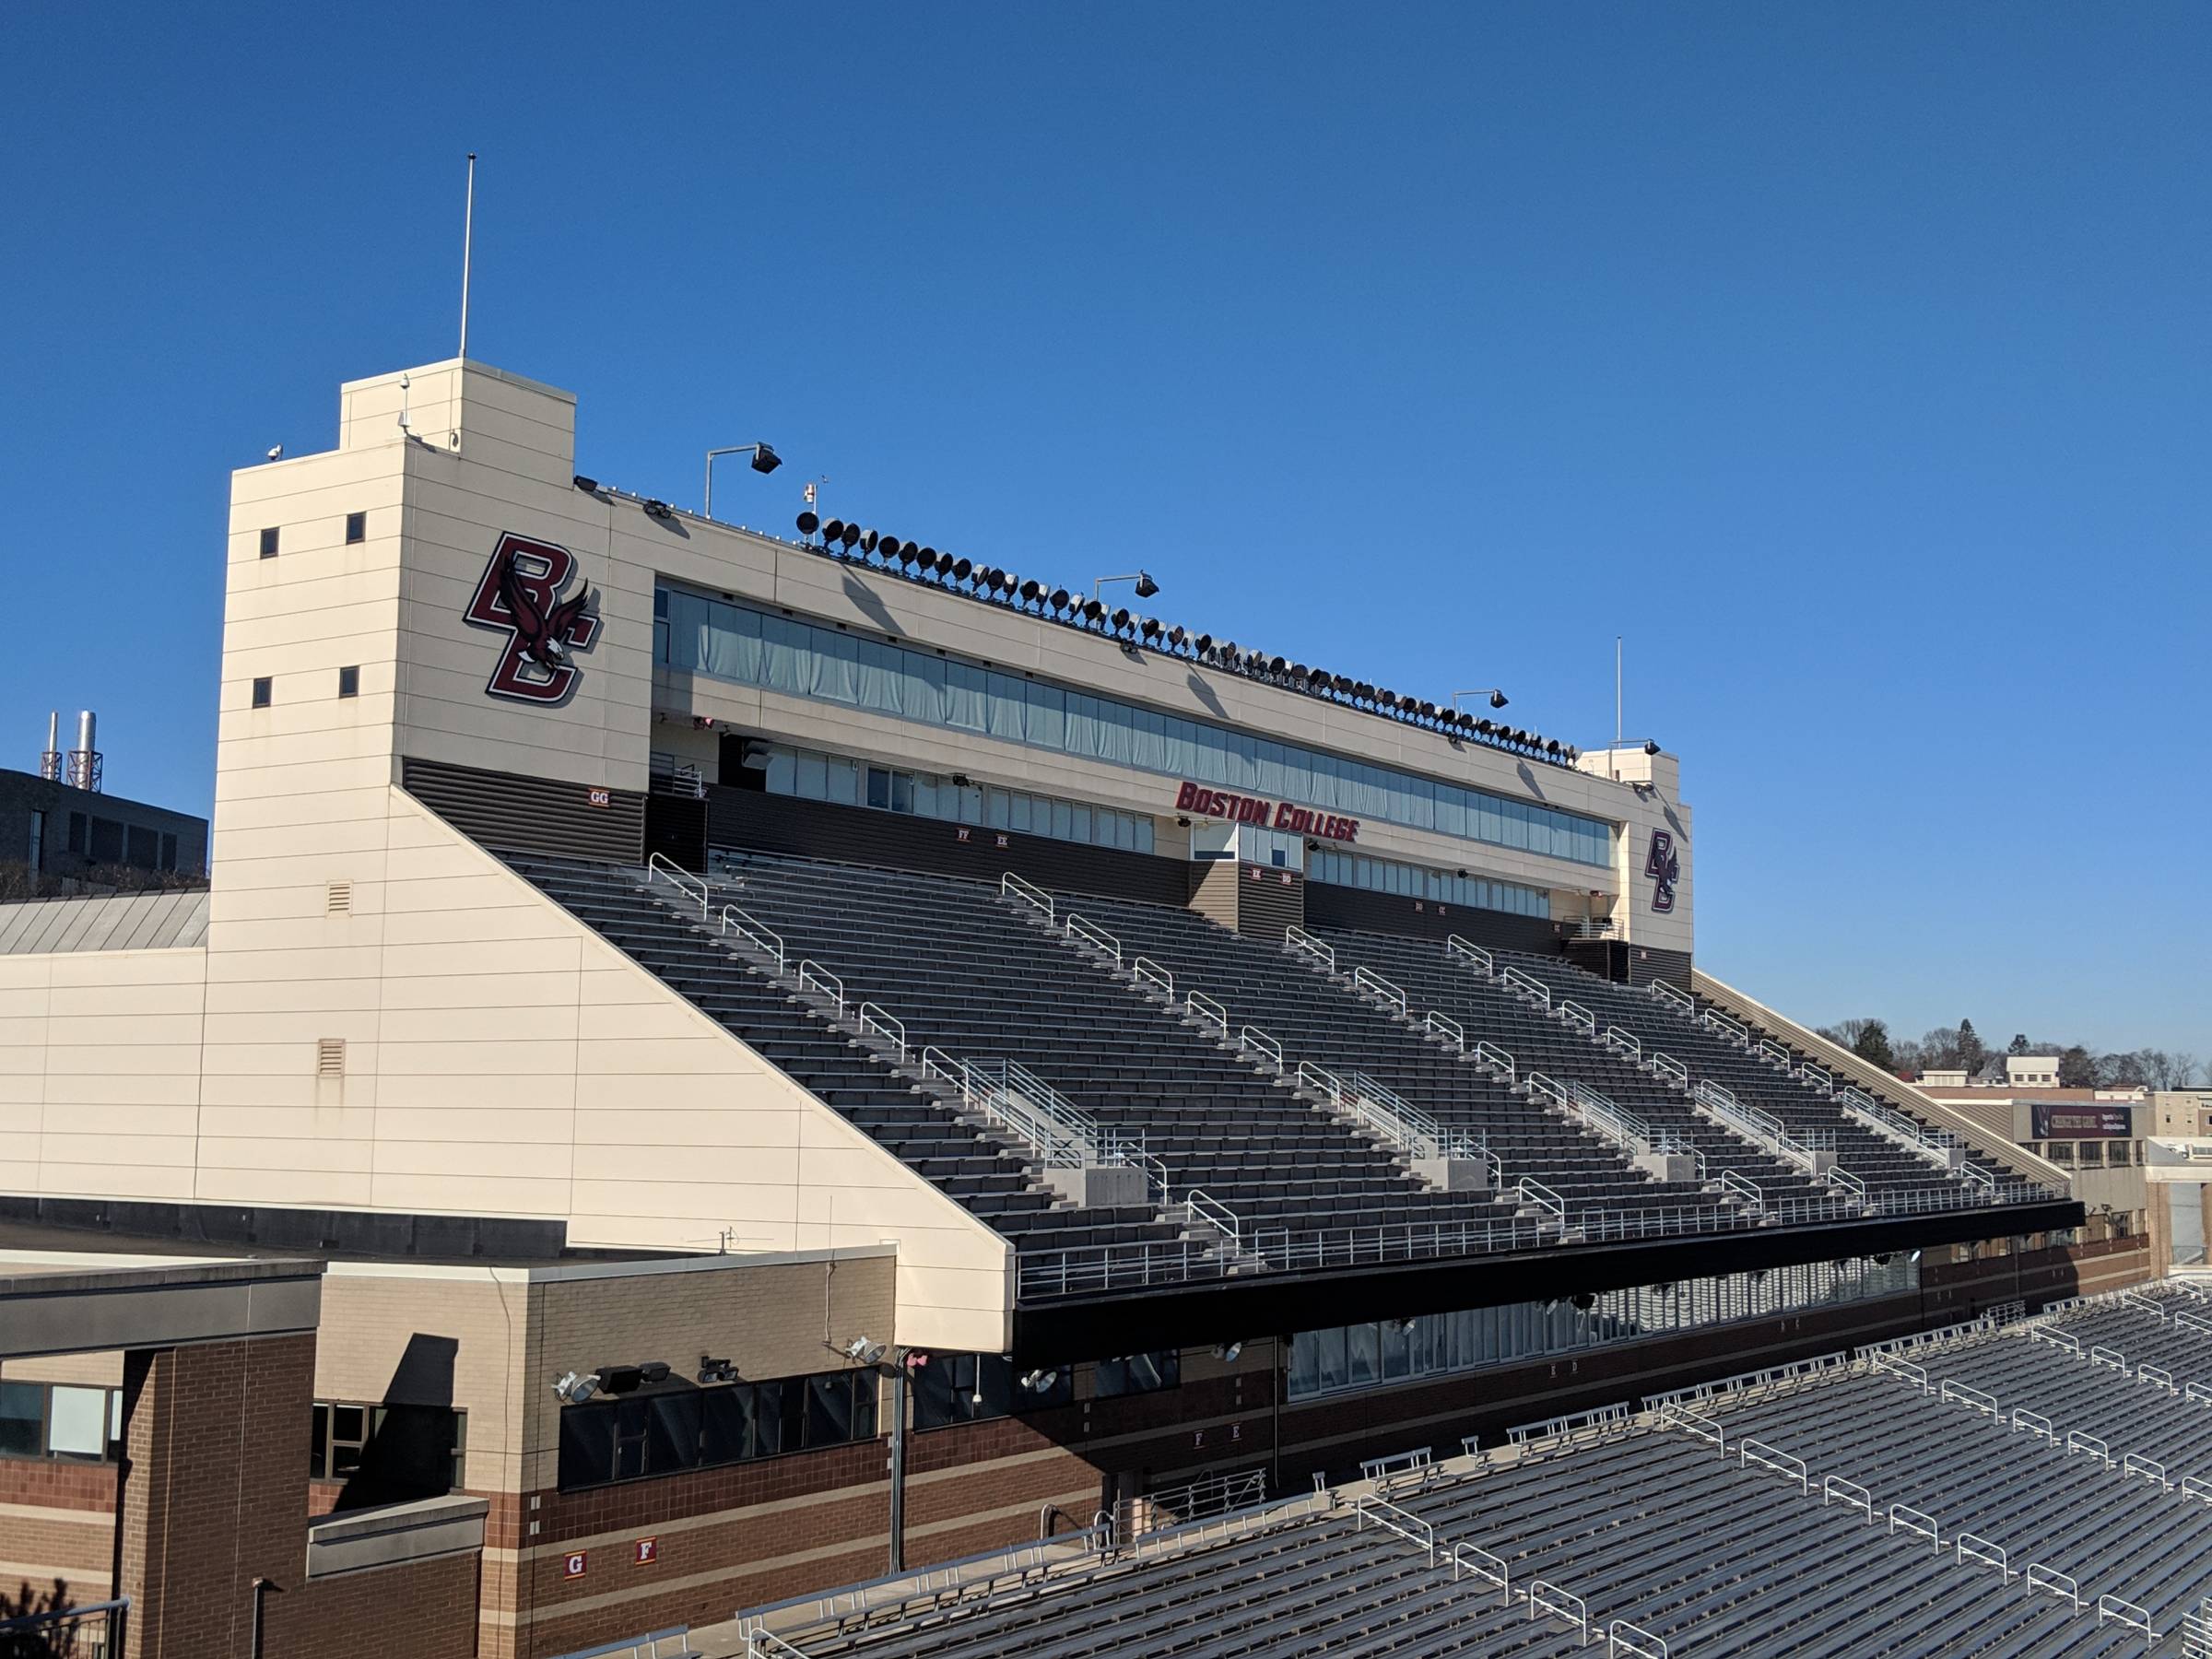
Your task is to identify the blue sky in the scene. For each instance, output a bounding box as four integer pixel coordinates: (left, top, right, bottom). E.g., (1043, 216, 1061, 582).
(2, 5, 2204, 1058)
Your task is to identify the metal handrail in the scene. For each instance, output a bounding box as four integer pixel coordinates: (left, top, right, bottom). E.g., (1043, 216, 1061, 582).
(1607, 1618, 1669, 1659)
(1449, 1541, 1510, 1600)
(1351, 1494, 1434, 1565)
(1757, 1039, 1793, 1068)
(1475, 1040, 1515, 1082)
(1186, 989, 1229, 1037)
(1063, 913, 1122, 966)
(1528, 1581, 1588, 1645)
(1000, 871, 1053, 924)
(1351, 966, 1406, 1012)
(1702, 1007, 1750, 1045)
(1650, 1053, 1688, 1087)
(718, 904, 786, 972)
(1719, 1169, 1765, 1215)
(1557, 998, 1596, 1032)
(1500, 966, 1551, 1007)
(1524, 1072, 1568, 1108)
(1603, 1026, 1642, 1062)
(1184, 1189, 1241, 1248)
(1569, 1081, 1648, 1147)
(1239, 1026, 1284, 1073)
(1445, 935, 1493, 976)
(2026, 1563, 2080, 1610)
(1822, 1474, 1873, 1517)
(1424, 1010, 1465, 1052)
(1516, 1177, 1564, 1221)
(1738, 1437, 1808, 1492)
(1283, 924, 1335, 971)
(1798, 1061, 1833, 1096)
(1648, 978, 1695, 1014)
(855, 1002, 906, 1062)
(646, 851, 710, 917)
(1956, 1532, 2011, 1580)
(795, 960, 845, 1019)
(1132, 957, 1173, 998)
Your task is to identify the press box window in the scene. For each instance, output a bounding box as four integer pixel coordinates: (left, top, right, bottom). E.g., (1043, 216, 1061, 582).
(338, 665, 359, 699)
(345, 511, 366, 544)
(310, 1401, 465, 1499)
(252, 677, 272, 709)
(258, 526, 279, 559)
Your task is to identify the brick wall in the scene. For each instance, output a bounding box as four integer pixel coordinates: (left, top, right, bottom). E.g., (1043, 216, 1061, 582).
(112, 1331, 485, 1659)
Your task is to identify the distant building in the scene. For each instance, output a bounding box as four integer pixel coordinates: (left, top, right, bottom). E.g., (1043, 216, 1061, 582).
(2006, 1053, 2061, 1088)
(0, 764, 208, 890)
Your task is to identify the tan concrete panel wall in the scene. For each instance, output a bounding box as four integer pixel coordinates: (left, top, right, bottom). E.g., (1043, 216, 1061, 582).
(317, 1265, 533, 1496)
(0, 946, 209, 1200)
(520, 1251, 897, 1489)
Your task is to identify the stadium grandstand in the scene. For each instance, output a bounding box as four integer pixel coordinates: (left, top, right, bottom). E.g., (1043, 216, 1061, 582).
(0, 356, 2168, 1658)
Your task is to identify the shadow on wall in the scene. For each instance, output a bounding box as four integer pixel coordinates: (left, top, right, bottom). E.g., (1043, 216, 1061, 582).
(0, 1575, 90, 1656)
(334, 1333, 463, 1513)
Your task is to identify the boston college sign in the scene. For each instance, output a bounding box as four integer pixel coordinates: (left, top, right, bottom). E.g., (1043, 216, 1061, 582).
(1174, 781, 1360, 843)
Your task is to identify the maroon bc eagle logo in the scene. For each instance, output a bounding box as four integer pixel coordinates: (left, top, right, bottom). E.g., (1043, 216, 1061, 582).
(463, 532, 601, 705)
(1645, 830, 1681, 913)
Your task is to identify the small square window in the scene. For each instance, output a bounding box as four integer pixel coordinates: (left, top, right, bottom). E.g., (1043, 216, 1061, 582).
(338, 665, 359, 699)
(252, 677, 272, 709)
(259, 527, 279, 559)
(344, 511, 366, 545)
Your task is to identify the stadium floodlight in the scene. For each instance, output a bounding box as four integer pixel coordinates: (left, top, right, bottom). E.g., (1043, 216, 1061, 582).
(703, 442, 781, 518)
(1140, 617, 1162, 641)
(1020, 579, 1043, 606)
(1167, 625, 1187, 649)
(796, 510, 820, 537)
(857, 529, 881, 556)
(1643, 739, 1662, 757)
(573, 474, 598, 493)
(1093, 570, 1160, 602)
(642, 498, 675, 521)
(840, 522, 863, 552)
(1451, 688, 1510, 712)
(951, 557, 973, 583)
(1049, 588, 1072, 614)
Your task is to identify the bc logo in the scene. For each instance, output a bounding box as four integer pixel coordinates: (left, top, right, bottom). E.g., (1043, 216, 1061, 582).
(1645, 830, 1680, 913)
(463, 532, 600, 706)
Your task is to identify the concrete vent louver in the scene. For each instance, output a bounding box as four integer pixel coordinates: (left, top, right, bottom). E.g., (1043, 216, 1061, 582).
(326, 881, 353, 916)
(316, 1039, 347, 1078)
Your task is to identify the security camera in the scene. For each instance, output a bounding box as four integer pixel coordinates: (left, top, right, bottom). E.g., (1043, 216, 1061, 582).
(265, 444, 283, 462)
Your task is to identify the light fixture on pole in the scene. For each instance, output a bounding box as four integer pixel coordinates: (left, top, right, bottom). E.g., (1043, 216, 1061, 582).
(704, 442, 783, 519)
(1092, 571, 1159, 601)
(1450, 688, 1510, 712)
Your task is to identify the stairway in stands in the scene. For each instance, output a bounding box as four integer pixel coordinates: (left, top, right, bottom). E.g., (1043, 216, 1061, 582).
(1306, 924, 1825, 1210)
(701, 852, 1537, 1258)
(1036, 888, 1741, 1230)
(1501, 951, 2018, 1207)
(512, 854, 1192, 1272)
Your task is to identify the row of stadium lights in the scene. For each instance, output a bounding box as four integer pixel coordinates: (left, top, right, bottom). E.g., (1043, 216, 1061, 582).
(792, 511, 1583, 767)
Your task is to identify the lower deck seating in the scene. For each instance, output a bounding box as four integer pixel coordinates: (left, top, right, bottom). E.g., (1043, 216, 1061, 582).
(758, 1291, 2212, 1659)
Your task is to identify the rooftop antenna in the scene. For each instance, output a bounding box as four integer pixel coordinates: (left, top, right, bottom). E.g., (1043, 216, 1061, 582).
(1615, 635, 1623, 749)
(458, 152, 477, 359)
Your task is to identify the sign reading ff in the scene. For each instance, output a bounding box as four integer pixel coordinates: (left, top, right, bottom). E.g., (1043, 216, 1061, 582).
(465, 532, 600, 706)
(1645, 830, 1680, 913)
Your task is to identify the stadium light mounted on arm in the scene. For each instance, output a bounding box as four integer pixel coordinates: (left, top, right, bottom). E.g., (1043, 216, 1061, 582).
(703, 442, 782, 519)
(1093, 571, 1159, 601)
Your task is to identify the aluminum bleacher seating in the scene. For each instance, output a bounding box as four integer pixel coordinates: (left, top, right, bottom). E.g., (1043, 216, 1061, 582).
(746, 1293, 2212, 1659)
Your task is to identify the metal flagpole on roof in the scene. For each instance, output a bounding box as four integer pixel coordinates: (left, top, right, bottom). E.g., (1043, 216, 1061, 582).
(459, 152, 477, 359)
